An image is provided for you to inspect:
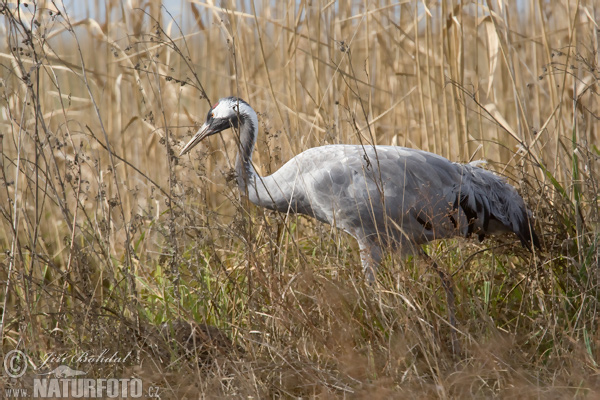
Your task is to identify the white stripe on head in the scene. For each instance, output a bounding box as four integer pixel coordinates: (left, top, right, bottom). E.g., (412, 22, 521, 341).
(212, 97, 252, 120)
(211, 97, 258, 136)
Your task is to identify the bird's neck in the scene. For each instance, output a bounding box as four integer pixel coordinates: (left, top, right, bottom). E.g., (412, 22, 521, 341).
(234, 108, 292, 213)
(235, 111, 259, 195)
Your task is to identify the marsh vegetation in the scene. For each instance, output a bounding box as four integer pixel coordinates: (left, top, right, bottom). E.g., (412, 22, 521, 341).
(1, 0, 598, 397)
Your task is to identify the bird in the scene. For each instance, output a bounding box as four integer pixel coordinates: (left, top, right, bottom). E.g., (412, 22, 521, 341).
(179, 96, 541, 352)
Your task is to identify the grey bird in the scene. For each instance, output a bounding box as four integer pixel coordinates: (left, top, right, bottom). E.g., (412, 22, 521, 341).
(179, 96, 541, 351)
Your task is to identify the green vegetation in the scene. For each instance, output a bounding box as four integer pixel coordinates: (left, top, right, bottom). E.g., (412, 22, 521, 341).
(0, 0, 598, 397)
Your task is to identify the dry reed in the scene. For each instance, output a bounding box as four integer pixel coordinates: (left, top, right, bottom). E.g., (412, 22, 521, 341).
(0, 0, 598, 398)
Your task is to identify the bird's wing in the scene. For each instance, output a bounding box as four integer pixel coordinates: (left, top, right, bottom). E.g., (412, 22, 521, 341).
(283, 145, 468, 246)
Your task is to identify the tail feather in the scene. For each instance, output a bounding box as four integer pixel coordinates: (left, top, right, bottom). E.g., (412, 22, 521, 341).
(458, 164, 541, 251)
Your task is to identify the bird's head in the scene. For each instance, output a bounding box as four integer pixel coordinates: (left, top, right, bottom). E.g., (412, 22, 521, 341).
(179, 97, 253, 156)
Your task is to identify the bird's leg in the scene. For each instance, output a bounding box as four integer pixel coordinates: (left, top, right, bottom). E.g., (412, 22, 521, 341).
(421, 250, 461, 356)
(358, 241, 383, 284)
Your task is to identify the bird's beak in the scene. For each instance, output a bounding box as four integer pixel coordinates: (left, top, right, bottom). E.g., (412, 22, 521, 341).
(179, 122, 211, 156)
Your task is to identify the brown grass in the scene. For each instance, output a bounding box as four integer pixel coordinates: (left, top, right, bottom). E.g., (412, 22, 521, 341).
(0, 0, 599, 398)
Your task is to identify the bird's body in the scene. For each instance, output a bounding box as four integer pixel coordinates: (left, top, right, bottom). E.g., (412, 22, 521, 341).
(180, 97, 540, 282)
(244, 144, 538, 280)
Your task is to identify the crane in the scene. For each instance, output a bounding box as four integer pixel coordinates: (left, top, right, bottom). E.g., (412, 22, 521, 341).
(179, 96, 541, 352)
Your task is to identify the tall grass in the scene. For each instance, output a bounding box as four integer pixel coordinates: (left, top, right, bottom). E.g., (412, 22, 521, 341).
(0, 0, 598, 397)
